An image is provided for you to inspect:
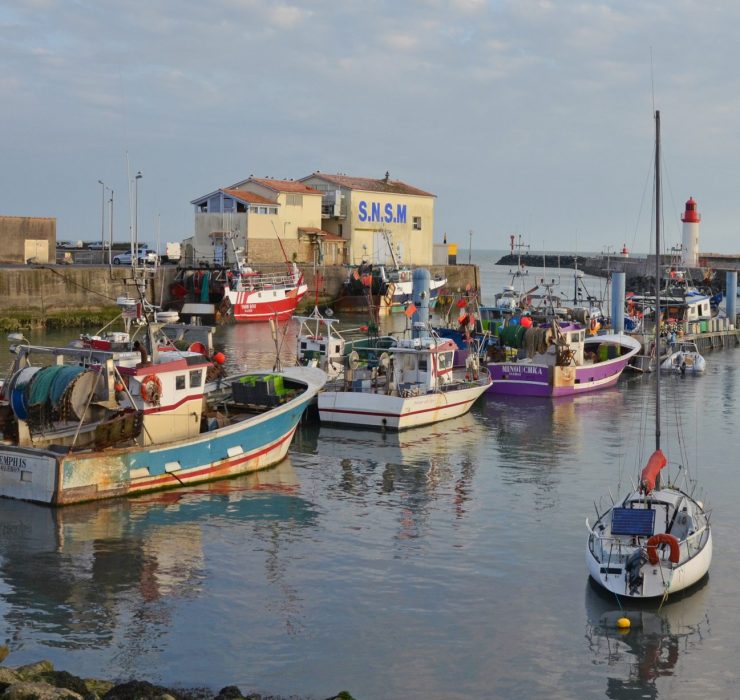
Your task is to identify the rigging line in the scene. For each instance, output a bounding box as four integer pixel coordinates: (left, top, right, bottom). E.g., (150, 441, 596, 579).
(40, 266, 122, 303)
(631, 148, 656, 278)
(659, 147, 683, 249)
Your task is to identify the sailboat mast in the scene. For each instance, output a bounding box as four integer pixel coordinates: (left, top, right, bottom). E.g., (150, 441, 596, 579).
(655, 110, 662, 456)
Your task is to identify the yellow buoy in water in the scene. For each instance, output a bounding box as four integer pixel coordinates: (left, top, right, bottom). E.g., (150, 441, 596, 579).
(616, 617, 631, 629)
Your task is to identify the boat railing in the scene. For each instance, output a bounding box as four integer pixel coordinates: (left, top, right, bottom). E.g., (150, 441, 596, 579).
(233, 270, 300, 291)
(587, 519, 710, 566)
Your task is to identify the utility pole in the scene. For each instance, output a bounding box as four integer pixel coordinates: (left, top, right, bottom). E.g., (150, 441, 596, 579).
(108, 189, 114, 265)
(134, 171, 142, 258)
(98, 179, 107, 259)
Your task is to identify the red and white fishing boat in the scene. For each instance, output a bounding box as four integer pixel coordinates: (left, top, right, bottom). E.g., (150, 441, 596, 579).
(223, 262, 308, 322)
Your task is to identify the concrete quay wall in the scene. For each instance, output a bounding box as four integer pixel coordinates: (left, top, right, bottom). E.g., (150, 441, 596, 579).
(0, 266, 179, 315)
(0, 264, 478, 316)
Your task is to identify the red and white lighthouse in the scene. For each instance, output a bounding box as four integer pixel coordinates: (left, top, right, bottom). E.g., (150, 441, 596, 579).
(681, 196, 701, 268)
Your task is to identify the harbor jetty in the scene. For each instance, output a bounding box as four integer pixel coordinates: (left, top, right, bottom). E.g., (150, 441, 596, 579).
(496, 251, 739, 295)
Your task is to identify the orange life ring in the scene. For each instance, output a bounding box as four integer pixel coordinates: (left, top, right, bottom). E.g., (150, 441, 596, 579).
(646, 533, 680, 565)
(140, 374, 163, 404)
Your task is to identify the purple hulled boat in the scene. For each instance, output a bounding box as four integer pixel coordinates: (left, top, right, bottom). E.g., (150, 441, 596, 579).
(486, 321, 641, 397)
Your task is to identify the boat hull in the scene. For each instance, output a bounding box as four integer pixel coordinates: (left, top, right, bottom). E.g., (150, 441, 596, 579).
(225, 283, 308, 322)
(486, 333, 641, 397)
(333, 279, 445, 315)
(0, 374, 319, 506)
(317, 377, 491, 430)
(586, 533, 713, 599)
(486, 356, 631, 397)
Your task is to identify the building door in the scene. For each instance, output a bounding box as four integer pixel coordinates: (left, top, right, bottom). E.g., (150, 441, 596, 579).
(373, 230, 394, 265)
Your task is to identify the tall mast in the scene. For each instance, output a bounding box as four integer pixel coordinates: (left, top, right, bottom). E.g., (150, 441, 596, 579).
(655, 110, 662, 457)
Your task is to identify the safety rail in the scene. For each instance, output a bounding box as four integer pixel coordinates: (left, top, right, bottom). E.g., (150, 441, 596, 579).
(586, 518, 710, 566)
(232, 271, 300, 291)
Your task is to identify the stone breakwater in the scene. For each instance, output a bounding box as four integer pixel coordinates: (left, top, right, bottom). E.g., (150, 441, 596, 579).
(0, 647, 356, 700)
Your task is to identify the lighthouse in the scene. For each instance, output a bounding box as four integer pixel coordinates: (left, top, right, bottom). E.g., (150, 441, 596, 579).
(681, 196, 701, 268)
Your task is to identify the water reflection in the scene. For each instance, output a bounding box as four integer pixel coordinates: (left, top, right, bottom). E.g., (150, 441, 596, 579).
(0, 460, 316, 652)
(314, 412, 486, 539)
(584, 578, 710, 699)
(487, 390, 625, 470)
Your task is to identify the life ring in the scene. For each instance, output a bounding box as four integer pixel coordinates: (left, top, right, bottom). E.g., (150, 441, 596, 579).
(646, 533, 680, 565)
(140, 374, 162, 404)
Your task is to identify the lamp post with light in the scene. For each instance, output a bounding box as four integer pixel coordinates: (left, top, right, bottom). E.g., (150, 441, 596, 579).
(98, 180, 108, 260)
(107, 189, 114, 265)
(134, 171, 142, 260)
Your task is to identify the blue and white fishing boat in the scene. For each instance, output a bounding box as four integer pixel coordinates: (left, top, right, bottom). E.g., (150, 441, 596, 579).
(0, 320, 325, 505)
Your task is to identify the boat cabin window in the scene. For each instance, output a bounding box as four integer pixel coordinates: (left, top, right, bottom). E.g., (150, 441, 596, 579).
(176, 375, 186, 390)
(402, 354, 417, 371)
(437, 351, 454, 371)
(190, 369, 203, 388)
(419, 357, 428, 372)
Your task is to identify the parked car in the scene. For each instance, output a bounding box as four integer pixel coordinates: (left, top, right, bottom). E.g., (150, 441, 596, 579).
(58, 240, 83, 249)
(112, 249, 158, 265)
(87, 241, 111, 250)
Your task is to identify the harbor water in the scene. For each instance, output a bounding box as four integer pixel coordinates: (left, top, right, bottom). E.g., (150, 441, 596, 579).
(0, 252, 737, 699)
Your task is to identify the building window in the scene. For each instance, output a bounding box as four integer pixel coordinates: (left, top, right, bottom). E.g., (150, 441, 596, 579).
(413, 217, 422, 230)
(338, 224, 343, 237)
(269, 207, 278, 215)
(287, 194, 303, 206)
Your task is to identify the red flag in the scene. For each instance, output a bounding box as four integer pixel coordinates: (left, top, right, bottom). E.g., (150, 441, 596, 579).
(456, 298, 467, 309)
(353, 269, 360, 281)
(405, 303, 417, 318)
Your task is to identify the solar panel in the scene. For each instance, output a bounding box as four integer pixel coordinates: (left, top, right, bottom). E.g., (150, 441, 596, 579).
(611, 507, 655, 536)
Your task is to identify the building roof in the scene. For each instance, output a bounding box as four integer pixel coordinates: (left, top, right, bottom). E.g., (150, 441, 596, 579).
(223, 189, 274, 205)
(302, 172, 435, 197)
(240, 178, 323, 195)
(190, 188, 276, 206)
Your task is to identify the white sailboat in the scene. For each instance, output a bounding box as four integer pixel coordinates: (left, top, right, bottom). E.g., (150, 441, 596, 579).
(585, 111, 712, 599)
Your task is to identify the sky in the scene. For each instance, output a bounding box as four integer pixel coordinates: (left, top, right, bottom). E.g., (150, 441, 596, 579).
(2, 0, 739, 255)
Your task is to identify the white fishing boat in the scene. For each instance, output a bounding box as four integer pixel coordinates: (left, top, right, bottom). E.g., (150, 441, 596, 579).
(317, 330, 491, 431)
(320, 267, 490, 431)
(585, 111, 712, 600)
(294, 306, 398, 379)
(660, 340, 706, 374)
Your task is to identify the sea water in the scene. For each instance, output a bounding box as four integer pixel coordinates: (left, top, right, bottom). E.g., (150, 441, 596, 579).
(0, 252, 736, 699)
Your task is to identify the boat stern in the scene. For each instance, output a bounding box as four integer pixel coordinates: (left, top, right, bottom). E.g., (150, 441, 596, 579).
(0, 447, 60, 504)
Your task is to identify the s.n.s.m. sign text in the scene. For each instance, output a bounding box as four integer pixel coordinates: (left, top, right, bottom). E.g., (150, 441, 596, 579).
(358, 201, 407, 224)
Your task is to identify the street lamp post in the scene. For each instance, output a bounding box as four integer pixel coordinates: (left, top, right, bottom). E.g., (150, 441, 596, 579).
(108, 189, 114, 265)
(468, 229, 473, 265)
(98, 180, 107, 258)
(134, 171, 142, 259)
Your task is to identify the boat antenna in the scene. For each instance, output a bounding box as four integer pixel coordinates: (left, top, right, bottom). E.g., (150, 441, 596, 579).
(654, 109, 662, 488)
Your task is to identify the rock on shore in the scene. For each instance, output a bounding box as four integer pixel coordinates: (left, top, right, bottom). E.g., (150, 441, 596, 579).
(0, 648, 355, 700)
